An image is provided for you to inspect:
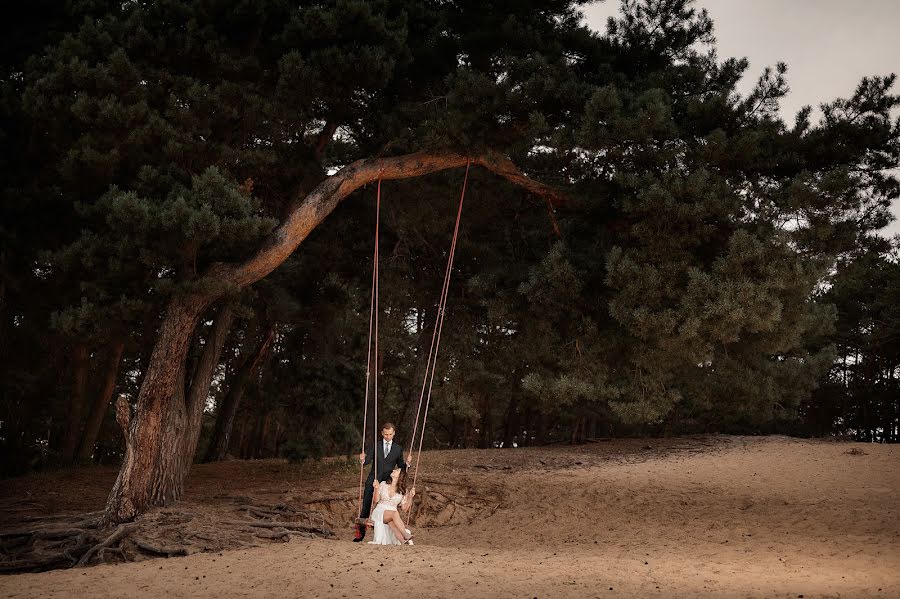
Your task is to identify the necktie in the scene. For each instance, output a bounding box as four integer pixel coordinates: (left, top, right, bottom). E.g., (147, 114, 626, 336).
(384, 441, 390, 457)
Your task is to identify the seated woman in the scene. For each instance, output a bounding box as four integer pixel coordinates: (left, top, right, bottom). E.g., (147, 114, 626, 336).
(368, 465, 416, 545)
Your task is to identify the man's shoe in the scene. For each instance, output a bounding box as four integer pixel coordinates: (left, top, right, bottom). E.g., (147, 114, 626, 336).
(352, 525, 365, 542)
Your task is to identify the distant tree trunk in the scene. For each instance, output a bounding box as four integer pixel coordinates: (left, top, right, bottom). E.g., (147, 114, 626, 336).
(478, 394, 493, 449)
(247, 409, 261, 458)
(236, 412, 250, 459)
(536, 412, 548, 445)
(519, 408, 532, 447)
(890, 364, 897, 443)
(256, 411, 271, 458)
(401, 307, 432, 444)
(398, 379, 417, 448)
(178, 304, 234, 470)
(448, 412, 460, 448)
(60, 343, 90, 465)
(663, 405, 680, 438)
(77, 337, 125, 463)
(0, 250, 8, 373)
(503, 393, 520, 448)
(570, 415, 585, 444)
(271, 419, 284, 457)
(204, 326, 274, 462)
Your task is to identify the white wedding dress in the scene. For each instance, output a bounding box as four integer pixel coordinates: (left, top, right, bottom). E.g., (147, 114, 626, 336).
(368, 483, 407, 545)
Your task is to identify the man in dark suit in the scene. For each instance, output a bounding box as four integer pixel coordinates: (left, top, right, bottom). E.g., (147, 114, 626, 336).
(354, 422, 408, 542)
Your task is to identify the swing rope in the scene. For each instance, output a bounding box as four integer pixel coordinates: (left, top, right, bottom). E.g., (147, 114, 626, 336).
(355, 163, 470, 524)
(373, 179, 381, 492)
(406, 160, 471, 503)
(356, 179, 382, 520)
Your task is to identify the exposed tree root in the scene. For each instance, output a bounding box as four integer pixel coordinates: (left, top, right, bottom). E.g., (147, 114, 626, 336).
(0, 514, 112, 572)
(0, 481, 504, 573)
(77, 523, 138, 566)
(0, 500, 333, 574)
(234, 502, 328, 532)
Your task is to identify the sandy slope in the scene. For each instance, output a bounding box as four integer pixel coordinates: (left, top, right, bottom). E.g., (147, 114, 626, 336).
(1, 436, 897, 598)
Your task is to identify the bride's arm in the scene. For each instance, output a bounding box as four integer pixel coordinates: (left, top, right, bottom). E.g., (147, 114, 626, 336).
(399, 487, 416, 511)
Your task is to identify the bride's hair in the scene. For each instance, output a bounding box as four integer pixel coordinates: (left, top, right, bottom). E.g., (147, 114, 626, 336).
(395, 467, 409, 496)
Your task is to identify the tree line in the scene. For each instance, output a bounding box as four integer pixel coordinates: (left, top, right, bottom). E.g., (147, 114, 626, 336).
(1, 0, 898, 523)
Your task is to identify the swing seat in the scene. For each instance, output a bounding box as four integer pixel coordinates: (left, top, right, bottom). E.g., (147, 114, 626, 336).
(355, 517, 374, 528)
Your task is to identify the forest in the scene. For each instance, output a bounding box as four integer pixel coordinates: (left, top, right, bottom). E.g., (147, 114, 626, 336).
(1, 0, 898, 528)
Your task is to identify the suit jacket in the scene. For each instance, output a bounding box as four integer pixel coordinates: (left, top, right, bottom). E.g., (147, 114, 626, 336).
(364, 440, 407, 483)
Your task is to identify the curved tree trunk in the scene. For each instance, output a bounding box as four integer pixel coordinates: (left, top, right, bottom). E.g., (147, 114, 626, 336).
(102, 151, 561, 524)
(76, 337, 125, 463)
(203, 326, 274, 463)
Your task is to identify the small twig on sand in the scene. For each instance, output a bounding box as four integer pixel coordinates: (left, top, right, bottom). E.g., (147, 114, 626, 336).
(224, 520, 333, 537)
(251, 528, 289, 540)
(132, 537, 188, 557)
(299, 495, 355, 504)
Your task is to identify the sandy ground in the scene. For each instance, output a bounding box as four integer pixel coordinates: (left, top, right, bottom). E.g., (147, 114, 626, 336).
(1, 436, 898, 598)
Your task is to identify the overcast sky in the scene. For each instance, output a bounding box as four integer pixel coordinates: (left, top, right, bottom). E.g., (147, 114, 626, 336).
(582, 0, 900, 237)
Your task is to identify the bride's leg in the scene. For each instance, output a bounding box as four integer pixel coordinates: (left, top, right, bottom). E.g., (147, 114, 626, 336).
(382, 510, 411, 540)
(382, 511, 406, 539)
(391, 511, 410, 537)
(392, 511, 412, 540)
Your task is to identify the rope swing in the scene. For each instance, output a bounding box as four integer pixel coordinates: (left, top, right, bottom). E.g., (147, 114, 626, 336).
(356, 179, 382, 520)
(407, 161, 469, 502)
(356, 162, 471, 523)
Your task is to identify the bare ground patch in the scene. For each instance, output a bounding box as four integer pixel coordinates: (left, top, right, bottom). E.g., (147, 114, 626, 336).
(0, 436, 757, 573)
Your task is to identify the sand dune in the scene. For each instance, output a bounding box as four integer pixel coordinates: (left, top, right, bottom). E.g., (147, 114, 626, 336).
(1, 436, 897, 598)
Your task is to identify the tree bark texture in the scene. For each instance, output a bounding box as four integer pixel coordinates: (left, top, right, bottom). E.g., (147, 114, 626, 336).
(102, 295, 211, 524)
(77, 337, 125, 463)
(103, 151, 560, 523)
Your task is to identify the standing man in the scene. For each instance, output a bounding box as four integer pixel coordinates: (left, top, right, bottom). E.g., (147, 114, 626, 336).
(354, 422, 408, 542)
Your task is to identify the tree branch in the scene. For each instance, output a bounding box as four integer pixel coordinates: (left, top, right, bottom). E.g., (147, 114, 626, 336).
(209, 150, 565, 289)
